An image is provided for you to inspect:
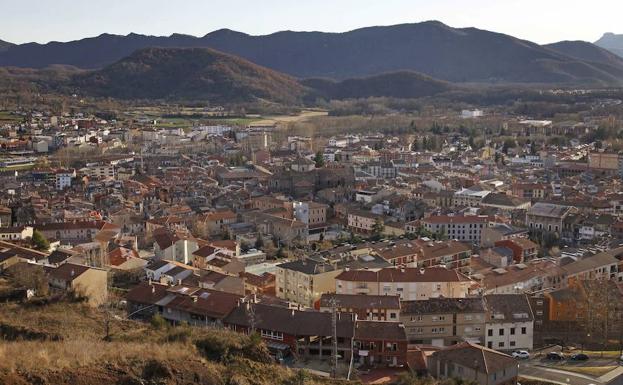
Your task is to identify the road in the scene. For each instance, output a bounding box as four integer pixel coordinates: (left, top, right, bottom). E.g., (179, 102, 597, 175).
(520, 363, 603, 385)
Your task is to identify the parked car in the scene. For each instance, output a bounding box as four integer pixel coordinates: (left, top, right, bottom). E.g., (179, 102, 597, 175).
(546, 352, 565, 361)
(512, 350, 530, 359)
(570, 353, 589, 361)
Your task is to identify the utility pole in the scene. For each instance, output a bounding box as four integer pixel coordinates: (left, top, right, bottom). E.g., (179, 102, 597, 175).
(330, 297, 339, 379)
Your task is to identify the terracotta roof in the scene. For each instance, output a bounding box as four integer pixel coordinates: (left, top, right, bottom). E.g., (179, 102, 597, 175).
(164, 288, 241, 320)
(126, 282, 169, 305)
(48, 263, 91, 282)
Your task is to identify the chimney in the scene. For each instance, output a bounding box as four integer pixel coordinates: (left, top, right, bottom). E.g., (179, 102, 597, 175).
(151, 286, 155, 294)
(178, 279, 182, 286)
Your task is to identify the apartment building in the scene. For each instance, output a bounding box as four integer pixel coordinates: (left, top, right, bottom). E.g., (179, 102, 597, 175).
(335, 267, 473, 301)
(421, 215, 494, 244)
(484, 294, 534, 351)
(319, 293, 401, 321)
(400, 297, 487, 346)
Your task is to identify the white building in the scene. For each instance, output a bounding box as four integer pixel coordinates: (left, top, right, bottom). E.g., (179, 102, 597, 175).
(56, 170, 76, 190)
(461, 109, 484, 119)
(484, 294, 534, 351)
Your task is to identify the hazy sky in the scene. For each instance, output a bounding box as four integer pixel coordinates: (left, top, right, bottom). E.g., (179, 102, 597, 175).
(1, 0, 621, 45)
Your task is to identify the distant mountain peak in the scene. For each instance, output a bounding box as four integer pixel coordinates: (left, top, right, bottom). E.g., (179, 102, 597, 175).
(595, 32, 623, 59)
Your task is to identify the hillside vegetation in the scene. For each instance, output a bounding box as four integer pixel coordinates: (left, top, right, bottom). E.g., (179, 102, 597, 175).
(72, 47, 307, 104)
(303, 71, 453, 100)
(0, 300, 339, 385)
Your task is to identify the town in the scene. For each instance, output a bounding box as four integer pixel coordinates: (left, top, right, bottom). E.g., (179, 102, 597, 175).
(1, 101, 623, 385)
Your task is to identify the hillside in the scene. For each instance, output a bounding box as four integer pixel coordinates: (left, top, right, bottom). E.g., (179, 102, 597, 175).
(545, 40, 623, 68)
(2, 22, 623, 85)
(595, 32, 623, 58)
(303, 71, 453, 100)
(0, 299, 344, 385)
(72, 47, 307, 103)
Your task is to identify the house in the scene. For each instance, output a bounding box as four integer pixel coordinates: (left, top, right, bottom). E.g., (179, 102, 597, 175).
(0, 205, 12, 227)
(494, 238, 538, 263)
(401, 298, 487, 346)
(353, 320, 408, 367)
(484, 294, 534, 351)
(196, 210, 238, 237)
(335, 267, 473, 301)
(413, 239, 472, 271)
(347, 210, 383, 235)
(480, 224, 529, 248)
(126, 281, 170, 319)
(472, 258, 565, 294)
(512, 183, 546, 200)
(107, 246, 148, 271)
(561, 247, 622, 284)
(197, 271, 245, 296)
(480, 247, 514, 268)
(224, 301, 356, 362)
(0, 226, 34, 241)
(153, 229, 199, 265)
(47, 263, 108, 306)
(159, 286, 242, 326)
(145, 260, 175, 281)
(240, 271, 276, 295)
(319, 293, 401, 321)
(160, 265, 194, 285)
(428, 342, 519, 385)
(526, 202, 574, 235)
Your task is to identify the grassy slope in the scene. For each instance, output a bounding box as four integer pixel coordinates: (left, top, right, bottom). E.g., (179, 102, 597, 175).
(0, 301, 346, 385)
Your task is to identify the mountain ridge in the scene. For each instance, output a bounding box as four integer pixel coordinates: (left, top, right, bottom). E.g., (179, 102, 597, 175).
(2, 22, 623, 85)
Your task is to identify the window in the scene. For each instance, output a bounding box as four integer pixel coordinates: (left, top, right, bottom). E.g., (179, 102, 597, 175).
(499, 329, 504, 336)
(488, 329, 493, 337)
(521, 327, 527, 334)
(390, 313, 397, 319)
(510, 328, 515, 335)
(510, 341, 516, 347)
(261, 330, 284, 341)
(498, 342, 504, 348)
